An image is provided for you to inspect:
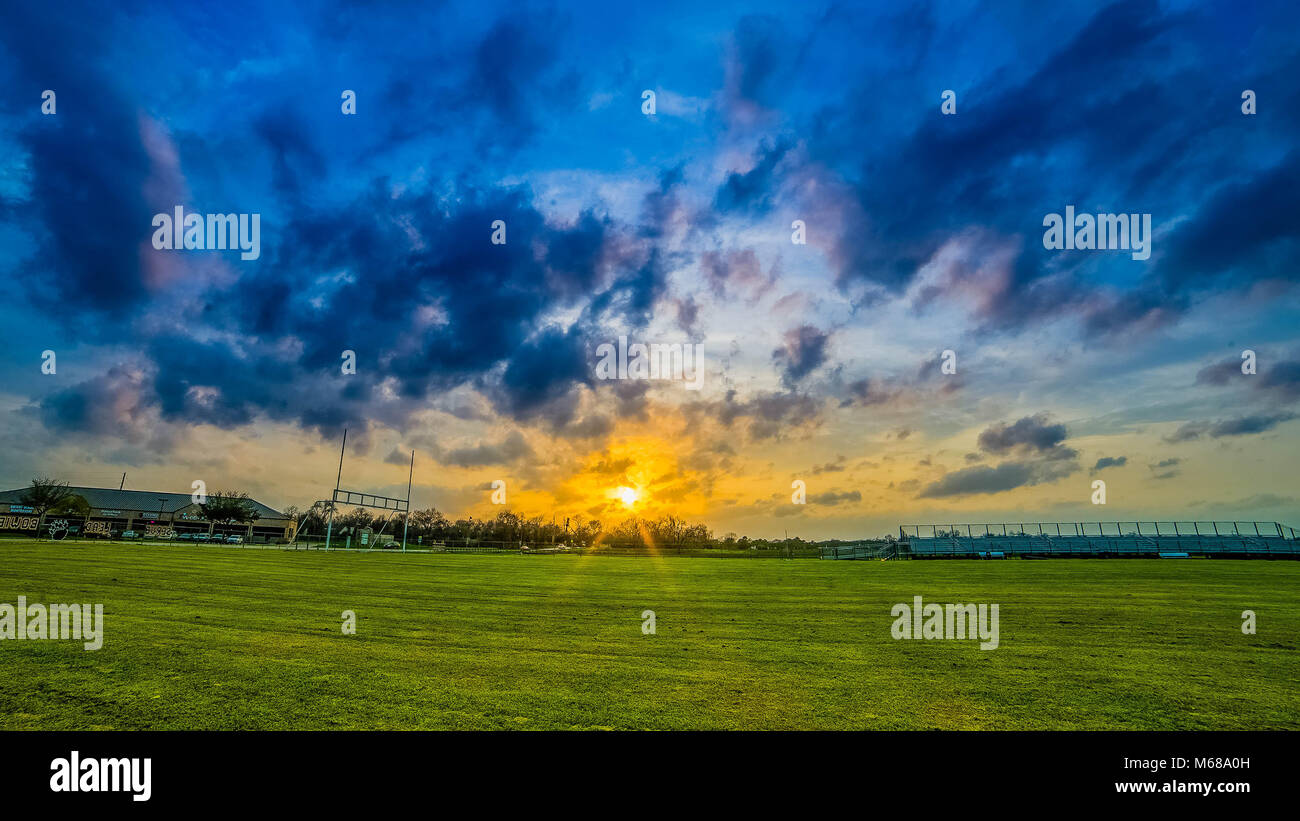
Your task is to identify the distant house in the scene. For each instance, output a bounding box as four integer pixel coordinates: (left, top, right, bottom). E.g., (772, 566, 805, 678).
(0, 486, 294, 543)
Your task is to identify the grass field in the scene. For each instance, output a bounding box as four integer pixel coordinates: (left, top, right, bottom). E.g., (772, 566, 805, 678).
(1, 539, 1297, 730)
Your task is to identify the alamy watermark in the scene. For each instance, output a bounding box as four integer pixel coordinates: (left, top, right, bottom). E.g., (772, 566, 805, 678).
(1043, 206, 1151, 260)
(50, 751, 150, 801)
(0, 596, 103, 650)
(151, 206, 261, 260)
(891, 596, 999, 650)
(594, 335, 705, 389)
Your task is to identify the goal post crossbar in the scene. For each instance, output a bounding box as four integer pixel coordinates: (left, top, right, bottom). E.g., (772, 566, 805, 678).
(332, 489, 408, 512)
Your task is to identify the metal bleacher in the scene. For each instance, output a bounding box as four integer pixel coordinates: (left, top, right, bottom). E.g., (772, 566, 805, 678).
(898, 521, 1300, 559)
(820, 541, 898, 560)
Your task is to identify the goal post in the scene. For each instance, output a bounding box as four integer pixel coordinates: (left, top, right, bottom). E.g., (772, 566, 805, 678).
(323, 429, 415, 552)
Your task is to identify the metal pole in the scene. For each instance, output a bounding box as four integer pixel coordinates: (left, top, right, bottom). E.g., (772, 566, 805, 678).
(327, 429, 347, 552)
(335, 428, 348, 490)
(402, 450, 413, 553)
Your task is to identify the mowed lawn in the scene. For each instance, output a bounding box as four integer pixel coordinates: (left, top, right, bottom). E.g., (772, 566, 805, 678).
(1, 540, 1297, 730)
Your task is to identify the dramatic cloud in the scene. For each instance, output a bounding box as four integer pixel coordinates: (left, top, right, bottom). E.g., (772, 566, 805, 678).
(976, 414, 1076, 461)
(772, 325, 830, 388)
(1198, 354, 1300, 404)
(918, 459, 1076, 499)
(441, 432, 535, 468)
(920, 413, 1081, 498)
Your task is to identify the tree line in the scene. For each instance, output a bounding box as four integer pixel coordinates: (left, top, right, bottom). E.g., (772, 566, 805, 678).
(17, 477, 865, 549)
(292, 503, 819, 550)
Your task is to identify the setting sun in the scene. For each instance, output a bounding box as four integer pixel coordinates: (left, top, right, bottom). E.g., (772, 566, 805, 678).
(616, 486, 640, 507)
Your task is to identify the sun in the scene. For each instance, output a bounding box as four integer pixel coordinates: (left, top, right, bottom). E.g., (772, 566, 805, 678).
(616, 486, 640, 507)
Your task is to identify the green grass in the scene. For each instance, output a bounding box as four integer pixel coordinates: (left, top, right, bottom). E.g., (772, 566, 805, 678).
(1, 540, 1297, 729)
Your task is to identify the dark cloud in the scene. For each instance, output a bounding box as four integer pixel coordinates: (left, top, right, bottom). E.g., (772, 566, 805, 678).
(918, 459, 1077, 499)
(1, 3, 153, 318)
(773, 325, 830, 388)
(810, 456, 846, 475)
(442, 431, 534, 468)
(1207, 413, 1297, 437)
(808, 489, 861, 506)
(30, 161, 678, 449)
(1166, 413, 1297, 442)
(254, 106, 328, 200)
(1198, 353, 1300, 404)
(977, 414, 1071, 456)
(838, 377, 897, 408)
(492, 325, 591, 427)
(1157, 152, 1300, 289)
(1259, 360, 1300, 403)
(1092, 456, 1127, 472)
(1196, 357, 1247, 386)
(1149, 457, 1181, 479)
(40, 366, 150, 438)
(727, 15, 789, 107)
(584, 457, 635, 476)
(715, 139, 792, 213)
(920, 412, 1081, 497)
(690, 389, 820, 442)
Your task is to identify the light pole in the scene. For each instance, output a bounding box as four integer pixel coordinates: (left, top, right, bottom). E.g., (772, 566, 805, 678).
(158, 499, 169, 541)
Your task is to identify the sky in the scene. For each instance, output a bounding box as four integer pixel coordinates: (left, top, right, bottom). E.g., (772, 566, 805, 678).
(1, 0, 1297, 539)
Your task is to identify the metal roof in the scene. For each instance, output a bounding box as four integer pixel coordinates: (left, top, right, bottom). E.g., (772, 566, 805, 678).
(0, 486, 284, 519)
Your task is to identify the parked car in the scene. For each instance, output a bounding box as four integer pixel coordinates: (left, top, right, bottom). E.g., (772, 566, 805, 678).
(225, 534, 244, 544)
(195, 533, 211, 542)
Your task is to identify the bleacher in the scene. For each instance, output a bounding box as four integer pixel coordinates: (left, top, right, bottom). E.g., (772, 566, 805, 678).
(820, 541, 897, 560)
(899, 521, 1300, 559)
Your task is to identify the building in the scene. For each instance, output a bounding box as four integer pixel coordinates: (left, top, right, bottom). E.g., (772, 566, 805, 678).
(0, 486, 295, 543)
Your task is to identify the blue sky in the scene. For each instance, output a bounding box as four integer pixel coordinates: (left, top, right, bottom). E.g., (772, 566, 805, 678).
(1, 0, 1297, 537)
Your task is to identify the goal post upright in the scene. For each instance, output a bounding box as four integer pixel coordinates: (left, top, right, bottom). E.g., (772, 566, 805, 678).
(402, 449, 413, 553)
(325, 427, 347, 551)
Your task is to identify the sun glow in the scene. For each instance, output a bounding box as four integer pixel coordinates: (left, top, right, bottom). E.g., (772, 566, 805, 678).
(616, 486, 640, 507)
